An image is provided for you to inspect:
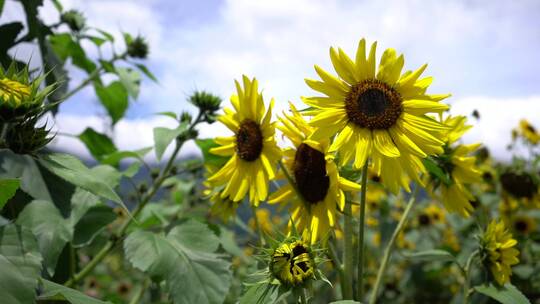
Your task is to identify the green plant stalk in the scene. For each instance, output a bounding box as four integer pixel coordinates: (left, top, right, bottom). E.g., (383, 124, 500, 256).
(300, 289, 308, 304)
(64, 112, 203, 287)
(327, 237, 345, 288)
(0, 122, 9, 144)
(342, 198, 354, 299)
(356, 161, 369, 300)
(250, 204, 266, 246)
(69, 244, 76, 281)
(368, 186, 419, 304)
(463, 250, 480, 304)
(129, 278, 150, 304)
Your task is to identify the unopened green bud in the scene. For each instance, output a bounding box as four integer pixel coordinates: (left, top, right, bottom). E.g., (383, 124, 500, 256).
(127, 35, 149, 59)
(61, 10, 86, 32)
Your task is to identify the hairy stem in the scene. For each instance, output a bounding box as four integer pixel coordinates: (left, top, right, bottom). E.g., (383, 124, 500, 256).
(356, 161, 369, 300)
(343, 198, 354, 299)
(369, 186, 419, 304)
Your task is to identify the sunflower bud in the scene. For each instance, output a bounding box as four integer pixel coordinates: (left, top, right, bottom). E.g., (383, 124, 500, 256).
(269, 238, 315, 287)
(188, 91, 221, 123)
(0, 63, 54, 122)
(3, 116, 53, 154)
(180, 111, 192, 124)
(61, 10, 86, 32)
(127, 35, 149, 59)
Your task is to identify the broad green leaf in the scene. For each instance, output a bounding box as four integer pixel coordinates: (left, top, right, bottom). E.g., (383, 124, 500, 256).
(95, 81, 128, 125)
(124, 222, 232, 304)
(72, 205, 116, 248)
(422, 157, 451, 186)
(85, 35, 106, 47)
(99, 59, 115, 73)
(69, 188, 101, 226)
(38, 153, 123, 205)
(156, 111, 178, 120)
(123, 162, 141, 178)
(39, 279, 110, 303)
(100, 147, 152, 167)
(0, 178, 20, 210)
(123, 32, 133, 45)
(132, 203, 182, 230)
(403, 249, 455, 262)
(239, 283, 279, 304)
(116, 67, 141, 99)
(78, 128, 117, 161)
(474, 283, 531, 304)
(48, 33, 72, 61)
(16, 200, 72, 276)
(195, 139, 229, 168)
(96, 29, 114, 42)
(90, 165, 122, 188)
(153, 123, 188, 161)
(168, 219, 220, 253)
(134, 63, 158, 82)
(0, 224, 42, 304)
(0, 22, 24, 54)
(50, 0, 63, 12)
(0, 149, 52, 201)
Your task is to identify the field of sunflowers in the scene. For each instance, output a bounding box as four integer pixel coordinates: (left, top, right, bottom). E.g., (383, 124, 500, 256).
(0, 1, 539, 304)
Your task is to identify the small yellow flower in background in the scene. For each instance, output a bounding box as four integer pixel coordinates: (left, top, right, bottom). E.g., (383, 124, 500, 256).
(268, 103, 360, 244)
(481, 220, 520, 286)
(303, 38, 450, 193)
(203, 166, 241, 222)
(416, 203, 446, 227)
(511, 214, 537, 235)
(499, 170, 540, 209)
(207, 76, 281, 206)
(426, 116, 482, 217)
(248, 208, 280, 235)
(270, 239, 315, 287)
(443, 229, 460, 252)
(517, 119, 540, 145)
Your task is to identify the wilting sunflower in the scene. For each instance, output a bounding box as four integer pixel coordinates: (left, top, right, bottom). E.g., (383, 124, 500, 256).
(207, 76, 281, 206)
(268, 103, 360, 243)
(270, 238, 315, 287)
(426, 116, 482, 217)
(480, 220, 520, 286)
(303, 39, 449, 193)
(517, 119, 540, 145)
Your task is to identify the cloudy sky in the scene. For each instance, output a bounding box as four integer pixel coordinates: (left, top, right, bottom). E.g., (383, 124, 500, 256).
(2, 0, 540, 160)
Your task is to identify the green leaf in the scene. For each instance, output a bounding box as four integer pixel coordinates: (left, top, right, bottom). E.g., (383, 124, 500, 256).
(16, 200, 72, 276)
(100, 147, 152, 167)
(123, 32, 133, 45)
(39, 279, 110, 303)
(329, 301, 362, 304)
(85, 35, 106, 47)
(90, 165, 122, 189)
(95, 81, 129, 125)
(133, 203, 182, 230)
(403, 249, 455, 262)
(116, 67, 141, 99)
(0, 0, 6, 15)
(134, 63, 158, 82)
(153, 123, 188, 161)
(69, 188, 101, 225)
(78, 128, 117, 161)
(474, 283, 531, 304)
(99, 59, 115, 73)
(49, 33, 72, 61)
(124, 222, 232, 304)
(0, 149, 52, 201)
(50, 0, 63, 12)
(0, 22, 24, 54)
(72, 205, 116, 248)
(168, 219, 220, 253)
(96, 29, 114, 42)
(239, 283, 279, 304)
(38, 153, 123, 205)
(0, 178, 20, 210)
(0, 224, 42, 304)
(195, 139, 229, 168)
(156, 111, 178, 120)
(422, 157, 451, 186)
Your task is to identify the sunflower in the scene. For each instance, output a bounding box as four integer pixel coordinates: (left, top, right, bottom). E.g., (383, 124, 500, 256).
(481, 220, 520, 286)
(302, 38, 450, 193)
(270, 238, 315, 287)
(511, 215, 536, 235)
(417, 203, 445, 227)
(268, 103, 360, 243)
(518, 119, 540, 145)
(207, 76, 281, 206)
(426, 116, 482, 217)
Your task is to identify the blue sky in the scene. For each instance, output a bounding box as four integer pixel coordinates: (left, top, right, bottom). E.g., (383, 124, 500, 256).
(2, 0, 540, 159)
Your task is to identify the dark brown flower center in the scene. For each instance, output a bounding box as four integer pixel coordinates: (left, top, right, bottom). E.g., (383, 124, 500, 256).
(291, 244, 309, 272)
(418, 213, 431, 226)
(236, 119, 263, 161)
(514, 220, 528, 232)
(345, 79, 402, 129)
(500, 172, 537, 199)
(526, 123, 537, 133)
(293, 143, 329, 204)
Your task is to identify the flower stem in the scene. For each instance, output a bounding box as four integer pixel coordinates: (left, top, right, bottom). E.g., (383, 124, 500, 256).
(250, 204, 265, 246)
(343, 198, 354, 299)
(64, 112, 203, 287)
(369, 186, 419, 304)
(0, 122, 10, 144)
(463, 250, 479, 304)
(300, 289, 308, 304)
(356, 161, 369, 300)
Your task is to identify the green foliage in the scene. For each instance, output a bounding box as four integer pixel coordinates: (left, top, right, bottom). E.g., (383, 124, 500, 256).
(0, 178, 19, 209)
(39, 279, 110, 303)
(474, 283, 531, 304)
(94, 81, 129, 125)
(403, 249, 455, 262)
(116, 67, 141, 99)
(78, 128, 117, 161)
(0, 224, 42, 304)
(196, 138, 229, 167)
(153, 123, 188, 161)
(124, 220, 233, 304)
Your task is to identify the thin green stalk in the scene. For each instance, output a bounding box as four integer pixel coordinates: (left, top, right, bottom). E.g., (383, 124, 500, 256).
(356, 162, 369, 300)
(342, 198, 354, 299)
(69, 244, 76, 281)
(129, 279, 150, 304)
(0, 122, 10, 144)
(64, 113, 203, 287)
(300, 289, 308, 304)
(369, 186, 419, 304)
(327, 237, 345, 284)
(463, 250, 480, 304)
